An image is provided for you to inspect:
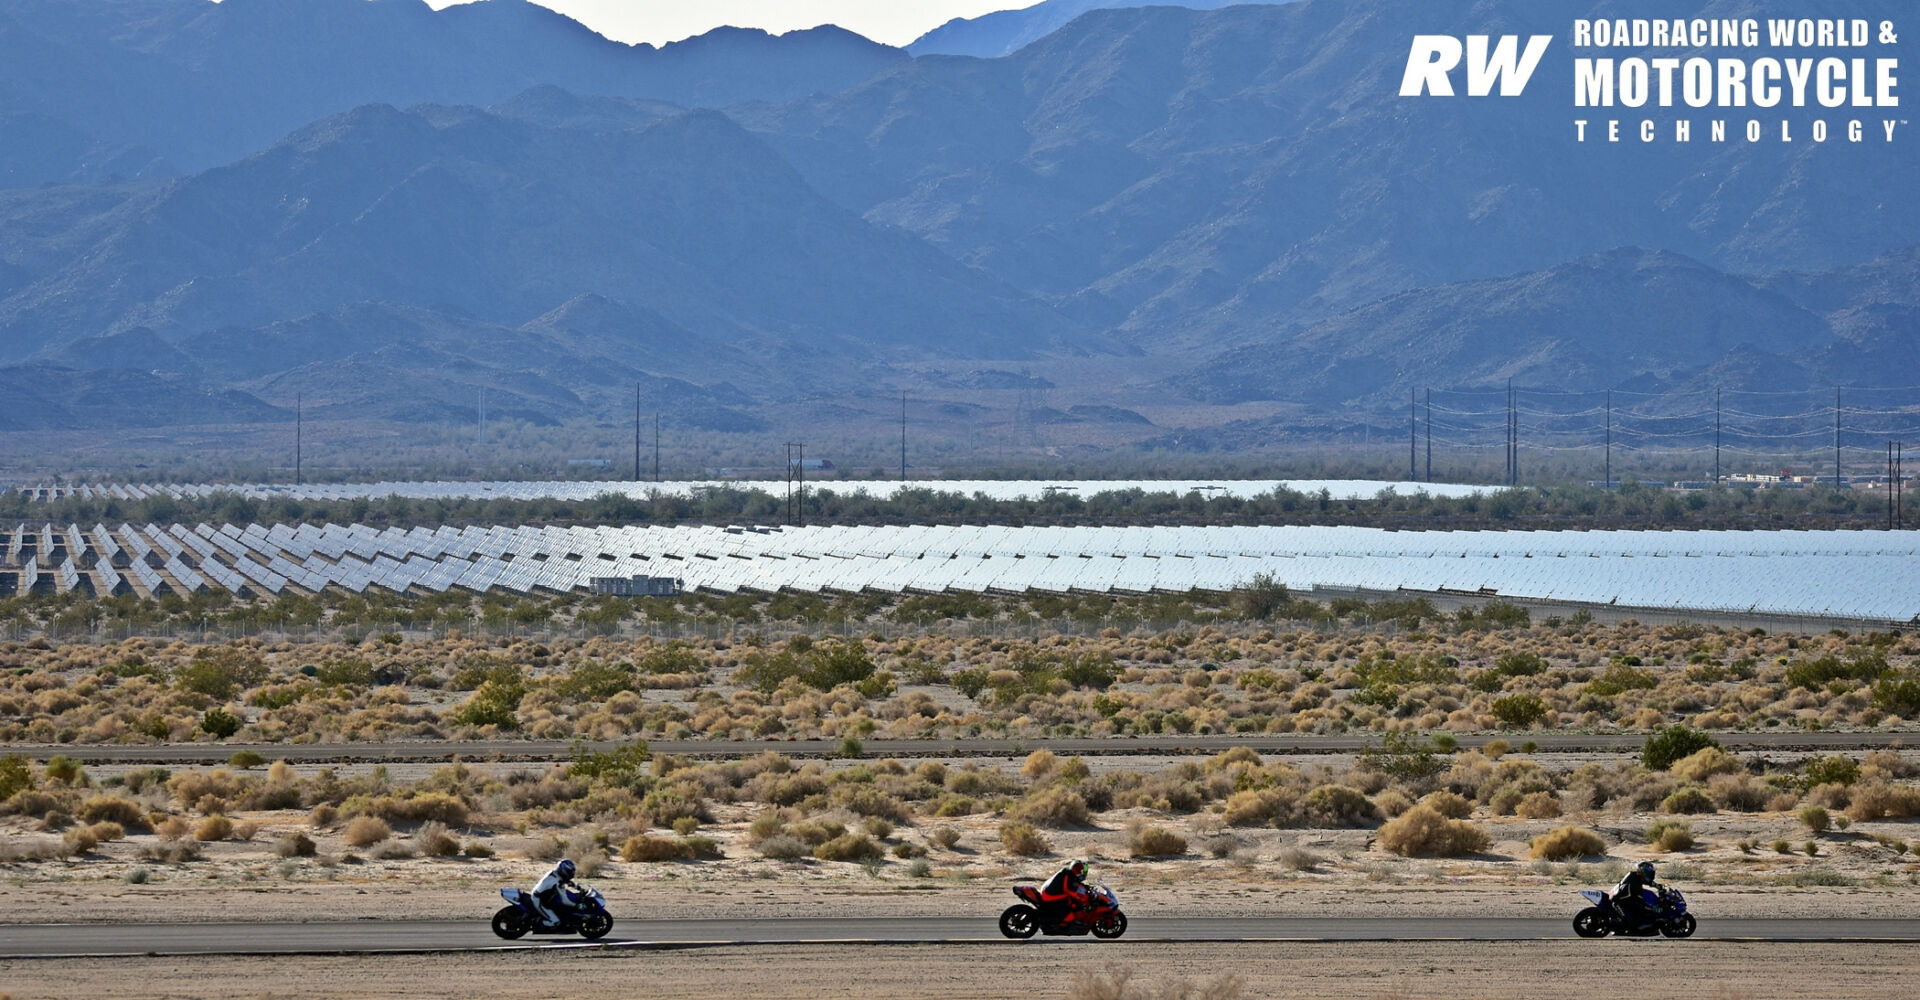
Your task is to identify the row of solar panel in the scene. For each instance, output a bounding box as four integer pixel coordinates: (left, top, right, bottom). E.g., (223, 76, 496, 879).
(1, 522, 1915, 621)
(5, 478, 1488, 504)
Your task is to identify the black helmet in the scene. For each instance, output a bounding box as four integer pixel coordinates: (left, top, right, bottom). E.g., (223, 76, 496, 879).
(1636, 861, 1656, 882)
(557, 858, 576, 881)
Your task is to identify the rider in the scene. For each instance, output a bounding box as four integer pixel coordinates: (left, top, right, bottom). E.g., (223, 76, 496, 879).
(1037, 859, 1092, 927)
(531, 858, 579, 927)
(1611, 860, 1662, 928)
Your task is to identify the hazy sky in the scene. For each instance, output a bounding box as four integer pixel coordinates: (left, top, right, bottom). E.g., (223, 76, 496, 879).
(425, 1, 1044, 47)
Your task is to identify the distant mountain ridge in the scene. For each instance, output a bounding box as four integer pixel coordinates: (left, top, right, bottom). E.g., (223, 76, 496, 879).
(909, 0, 1294, 58)
(0, 0, 1913, 436)
(0, 0, 903, 183)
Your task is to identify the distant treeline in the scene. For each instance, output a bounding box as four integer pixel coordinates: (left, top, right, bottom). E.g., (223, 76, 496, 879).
(0, 480, 1909, 531)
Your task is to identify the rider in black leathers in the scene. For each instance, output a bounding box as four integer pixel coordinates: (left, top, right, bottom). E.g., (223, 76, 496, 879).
(1611, 861, 1663, 928)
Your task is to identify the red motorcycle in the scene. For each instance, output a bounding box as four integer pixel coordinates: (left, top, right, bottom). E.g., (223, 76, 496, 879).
(999, 883, 1128, 939)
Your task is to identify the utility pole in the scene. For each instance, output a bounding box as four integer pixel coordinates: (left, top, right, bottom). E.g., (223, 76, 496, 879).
(1424, 389, 1431, 483)
(1713, 388, 1721, 485)
(1408, 388, 1416, 482)
(784, 442, 806, 525)
(294, 393, 302, 486)
(1834, 387, 1842, 488)
(634, 384, 642, 482)
(1507, 378, 1516, 486)
(1604, 388, 1611, 489)
(653, 413, 661, 483)
(901, 391, 908, 482)
(1891, 442, 1898, 531)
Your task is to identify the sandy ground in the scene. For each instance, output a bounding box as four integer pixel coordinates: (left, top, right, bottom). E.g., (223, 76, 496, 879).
(4, 941, 1917, 1000)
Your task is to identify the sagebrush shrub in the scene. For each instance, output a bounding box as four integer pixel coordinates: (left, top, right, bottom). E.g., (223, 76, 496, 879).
(814, 833, 884, 862)
(1646, 819, 1694, 852)
(1846, 782, 1920, 821)
(1670, 747, 1743, 783)
(755, 834, 810, 860)
(415, 821, 460, 857)
(1376, 804, 1489, 857)
(194, 815, 233, 842)
(1000, 821, 1051, 856)
(1223, 788, 1296, 827)
(1302, 785, 1378, 828)
(1008, 785, 1091, 828)
(1420, 791, 1473, 820)
(928, 825, 962, 850)
(78, 796, 149, 831)
(1660, 788, 1716, 815)
(1128, 826, 1188, 857)
(1515, 791, 1563, 819)
(342, 815, 392, 847)
(1530, 825, 1607, 860)
(621, 834, 691, 862)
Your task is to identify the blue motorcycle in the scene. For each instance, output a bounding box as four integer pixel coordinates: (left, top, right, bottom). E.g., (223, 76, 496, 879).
(492, 884, 613, 940)
(1573, 887, 1695, 938)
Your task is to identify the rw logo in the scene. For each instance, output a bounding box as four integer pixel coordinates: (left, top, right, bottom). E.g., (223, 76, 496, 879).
(1399, 35, 1552, 96)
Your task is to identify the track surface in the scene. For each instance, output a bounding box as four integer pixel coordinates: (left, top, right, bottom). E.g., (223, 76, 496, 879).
(14, 731, 1920, 765)
(6, 916, 1919, 957)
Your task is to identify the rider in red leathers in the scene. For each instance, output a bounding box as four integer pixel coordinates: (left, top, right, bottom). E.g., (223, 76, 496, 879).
(1037, 859, 1091, 927)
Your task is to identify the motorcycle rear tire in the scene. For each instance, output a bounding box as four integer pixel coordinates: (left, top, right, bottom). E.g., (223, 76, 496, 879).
(1000, 904, 1040, 939)
(1660, 914, 1696, 939)
(1571, 908, 1609, 938)
(491, 906, 530, 940)
(1091, 911, 1128, 940)
(579, 912, 613, 940)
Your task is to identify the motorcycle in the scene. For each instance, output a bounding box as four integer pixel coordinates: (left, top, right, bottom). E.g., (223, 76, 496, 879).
(999, 883, 1128, 939)
(492, 883, 614, 940)
(1572, 886, 1696, 938)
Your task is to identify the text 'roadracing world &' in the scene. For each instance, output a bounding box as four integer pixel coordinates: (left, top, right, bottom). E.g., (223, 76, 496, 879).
(1399, 16, 1902, 145)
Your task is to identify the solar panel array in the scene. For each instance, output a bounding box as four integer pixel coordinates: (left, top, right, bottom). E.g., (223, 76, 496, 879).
(1, 522, 1915, 622)
(7, 478, 1489, 503)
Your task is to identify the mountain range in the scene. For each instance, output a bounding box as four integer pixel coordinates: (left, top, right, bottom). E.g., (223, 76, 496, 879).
(0, 0, 1914, 444)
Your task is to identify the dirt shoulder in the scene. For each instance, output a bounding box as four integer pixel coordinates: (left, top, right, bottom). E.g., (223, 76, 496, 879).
(5, 941, 1917, 1000)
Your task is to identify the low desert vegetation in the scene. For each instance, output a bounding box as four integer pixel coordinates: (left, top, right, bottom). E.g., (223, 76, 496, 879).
(4, 605, 1920, 897)
(1, 605, 1916, 748)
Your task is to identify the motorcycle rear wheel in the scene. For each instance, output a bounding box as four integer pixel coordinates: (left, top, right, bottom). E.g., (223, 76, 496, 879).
(579, 912, 613, 940)
(491, 906, 530, 940)
(1660, 914, 1697, 939)
(999, 904, 1039, 939)
(1091, 911, 1128, 940)
(1571, 908, 1609, 938)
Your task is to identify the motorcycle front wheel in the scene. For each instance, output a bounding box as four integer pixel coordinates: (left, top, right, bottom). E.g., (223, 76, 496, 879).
(578, 911, 613, 940)
(1091, 911, 1128, 940)
(999, 904, 1039, 939)
(1571, 908, 1609, 938)
(491, 906, 530, 940)
(1660, 914, 1697, 939)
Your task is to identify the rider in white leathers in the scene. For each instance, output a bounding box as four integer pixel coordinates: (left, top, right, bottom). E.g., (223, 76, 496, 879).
(531, 858, 578, 927)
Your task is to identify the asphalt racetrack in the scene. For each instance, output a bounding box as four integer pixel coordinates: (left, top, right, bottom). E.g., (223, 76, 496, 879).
(7, 916, 1920, 957)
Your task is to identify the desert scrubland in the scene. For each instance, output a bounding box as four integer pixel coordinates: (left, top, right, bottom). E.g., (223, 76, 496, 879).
(5, 603, 1920, 999)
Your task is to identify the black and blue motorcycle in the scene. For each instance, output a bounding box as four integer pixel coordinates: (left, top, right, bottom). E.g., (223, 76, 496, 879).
(1573, 886, 1696, 938)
